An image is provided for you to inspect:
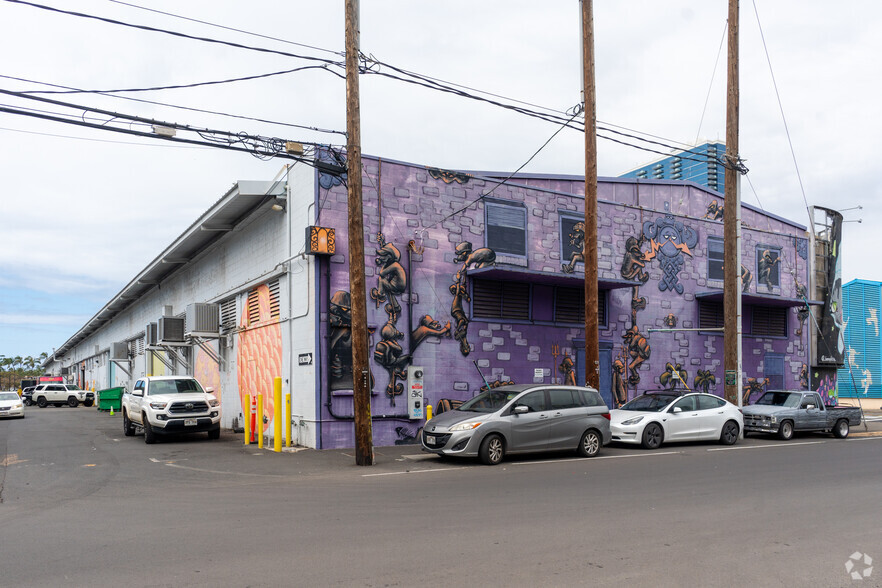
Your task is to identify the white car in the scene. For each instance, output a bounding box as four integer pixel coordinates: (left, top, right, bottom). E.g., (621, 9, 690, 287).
(610, 392, 742, 449)
(0, 391, 25, 418)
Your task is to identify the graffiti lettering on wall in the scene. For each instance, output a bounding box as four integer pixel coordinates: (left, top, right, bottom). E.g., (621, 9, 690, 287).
(642, 211, 698, 295)
(450, 241, 496, 356)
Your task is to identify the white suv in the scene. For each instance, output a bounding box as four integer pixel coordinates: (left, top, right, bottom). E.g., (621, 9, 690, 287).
(121, 376, 221, 444)
(33, 384, 94, 408)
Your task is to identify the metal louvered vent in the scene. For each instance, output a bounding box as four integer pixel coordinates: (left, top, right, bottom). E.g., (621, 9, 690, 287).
(699, 300, 724, 330)
(247, 288, 260, 325)
(751, 306, 787, 337)
(472, 279, 529, 320)
(268, 279, 281, 318)
(219, 298, 237, 331)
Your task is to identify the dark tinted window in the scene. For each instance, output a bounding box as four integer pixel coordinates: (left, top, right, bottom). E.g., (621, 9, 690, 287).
(486, 202, 527, 256)
(672, 396, 697, 411)
(707, 237, 724, 280)
(549, 389, 580, 409)
(581, 389, 604, 407)
(514, 391, 547, 412)
(698, 395, 726, 410)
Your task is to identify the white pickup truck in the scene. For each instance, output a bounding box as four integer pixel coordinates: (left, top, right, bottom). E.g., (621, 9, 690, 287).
(33, 383, 94, 408)
(121, 376, 221, 444)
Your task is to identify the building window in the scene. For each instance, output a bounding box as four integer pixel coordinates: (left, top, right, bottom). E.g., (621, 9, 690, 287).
(698, 300, 724, 331)
(472, 279, 530, 320)
(560, 215, 583, 268)
(751, 306, 787, 337)
(756, 246, 781, 289)
(486, 201, 527, 256)
(553, 287, 606, 327)
(764, 353, 785, 389)
(707, 236, 724, 281)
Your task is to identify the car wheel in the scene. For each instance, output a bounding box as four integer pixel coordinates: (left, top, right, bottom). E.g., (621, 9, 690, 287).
(143, 417, 156, 444)
(719, 420, 739, 445)
(23, 398, 32, 406)
(84, 399, 94, 408)
(37, 397, 47, 408)
(641, 423, 663, 449)
(479, 434, 505, 465)
(833, 419, 849, 439)
(777, 420, 794, 441)
(577, 429, 602, 458)
(123, 410, 135, 437)
(68, 397, 79, 408)
(208, 427, 220, 440)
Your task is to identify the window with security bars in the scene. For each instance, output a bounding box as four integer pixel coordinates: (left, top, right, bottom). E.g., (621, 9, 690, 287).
(707, 236, 724, 280)
(472, 279, 530, 320)
(751, 305, 787, 337)
(554, 287, 606, 326)
(485, 201, 527, 256)
(764, 353, 785, 389)
(698, 300, 724, 330)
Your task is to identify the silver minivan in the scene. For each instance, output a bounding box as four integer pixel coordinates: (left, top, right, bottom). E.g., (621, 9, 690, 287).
(421, 384, 611, 465)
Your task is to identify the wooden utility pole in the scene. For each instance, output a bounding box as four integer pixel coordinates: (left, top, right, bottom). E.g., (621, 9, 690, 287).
(345, 0, 373, 465)
(581, 0, 599, 389)
(723, 0, 743, 407)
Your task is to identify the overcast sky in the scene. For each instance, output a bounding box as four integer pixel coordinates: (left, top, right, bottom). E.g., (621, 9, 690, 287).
(1, 0, 878, 360)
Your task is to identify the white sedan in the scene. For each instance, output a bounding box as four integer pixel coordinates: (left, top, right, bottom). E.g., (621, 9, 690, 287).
(610, 392, 742, 449)
(0, 391, 25, 419)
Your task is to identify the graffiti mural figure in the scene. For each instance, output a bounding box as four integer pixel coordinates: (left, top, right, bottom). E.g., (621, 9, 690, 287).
(558, 355, 577, 386)
(743, 377, 769, 405)
(663, 313, 677, 328)
(642, 212, 698, 295)
(561, 221, 585, 274)
(799, 363, 809, 390)
(329, 290, 353, 390)
(694, 369, 716, 393)
(703, 200, 724, 221)
(757, 249, 780, 291)
(371, 236, 407, 312)
(450, 242, 496, 356)
(412, 315, 451, 346)
(659, 362, 688, 390)
(620, 236, 651, 284)
(741, 264, 753, 292)
(373, 321, 407, 403)
(612, 358, 627, 407)
(623, 325, 651, 386)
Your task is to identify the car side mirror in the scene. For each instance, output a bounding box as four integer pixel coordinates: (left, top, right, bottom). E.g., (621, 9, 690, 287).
(513, 405, 529, 415)
(205, 387, 214, 393)
(805, 404, 815, 410)
(672, 407, 682, 414)
(133, 390, 143, 397)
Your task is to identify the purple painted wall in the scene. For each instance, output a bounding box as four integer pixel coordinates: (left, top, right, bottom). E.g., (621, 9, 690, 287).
(314, 156, 813, 449)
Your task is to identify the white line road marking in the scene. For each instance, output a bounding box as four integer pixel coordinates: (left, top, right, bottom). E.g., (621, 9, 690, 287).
(509, 451, 683, 466)
(708, 441, 827, 452)
(363, 467, 468, 477)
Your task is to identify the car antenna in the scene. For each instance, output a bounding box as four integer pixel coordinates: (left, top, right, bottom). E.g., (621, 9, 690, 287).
(473, 360, 492, 391)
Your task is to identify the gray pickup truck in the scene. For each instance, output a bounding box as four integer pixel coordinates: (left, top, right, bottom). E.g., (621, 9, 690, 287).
(742, 391, 862, 440)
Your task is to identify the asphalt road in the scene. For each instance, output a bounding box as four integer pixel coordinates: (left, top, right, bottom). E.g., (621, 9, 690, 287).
(2, 406, 881, 587)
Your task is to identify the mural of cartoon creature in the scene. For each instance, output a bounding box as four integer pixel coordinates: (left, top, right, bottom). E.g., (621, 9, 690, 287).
(479, 378, 515, 392)
(799, 363, 809, 390)
(412, 315, 451, 346)
(373, 322, 407, 404)
(694, 369, 716, 393)
(663, 313, 677, 328)
(703, 200, 724, 221)
(757, 249, 780, 291)
(620, 236, 651, 284)
(371, 236, 407, 312)
(622, 325, 651, 386)
(329, 290, 352, 390)
(742, 377, 769, 405)
(612, 358, 627, 407)
(561, 221, 585, 274)
(558, 355, 577, 386)
(659, 362, 688, 390)
(450, 242, 497, 356)
(642, 212, 698, 295)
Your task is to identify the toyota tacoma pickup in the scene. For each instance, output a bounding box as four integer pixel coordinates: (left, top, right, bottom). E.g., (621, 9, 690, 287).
(32, 383, 94, 408)
(121, 376, 221, 444)
(742, 391, 862, 440)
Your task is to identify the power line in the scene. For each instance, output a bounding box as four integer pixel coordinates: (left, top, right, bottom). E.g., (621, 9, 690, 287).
(0, 124, 209, 148)
(21, 64, 339, 95)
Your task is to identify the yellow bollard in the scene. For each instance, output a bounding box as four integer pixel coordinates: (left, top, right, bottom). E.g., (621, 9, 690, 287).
(285, 392, 292, 447)
(273, 377, 282, 453)
(426, 404, 433, 421)
(257, 394, 264, 449)
(244, 396, 251, 446)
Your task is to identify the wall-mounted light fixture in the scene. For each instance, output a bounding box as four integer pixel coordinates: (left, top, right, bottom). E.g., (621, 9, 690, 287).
(305, 226, 336, 255)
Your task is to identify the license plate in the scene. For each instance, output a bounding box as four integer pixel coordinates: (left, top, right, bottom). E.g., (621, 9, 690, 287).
(426, 435, 436, 445)
(184, 418, 197, 426)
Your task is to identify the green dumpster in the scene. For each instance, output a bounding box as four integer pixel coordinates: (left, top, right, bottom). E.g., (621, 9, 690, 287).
(97, 387, 124, 412)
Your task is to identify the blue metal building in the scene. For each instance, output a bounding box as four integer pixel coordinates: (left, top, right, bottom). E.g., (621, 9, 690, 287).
(619, 141, 726, 194)
(838, 279, 882, 398)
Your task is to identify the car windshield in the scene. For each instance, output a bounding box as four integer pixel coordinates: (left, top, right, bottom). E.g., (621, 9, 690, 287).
(148, 379, 204, 395)
(620, 394, 679, 412)
(457, 390, 518, 413)
(754, 392, 800, 408)
(0, 392, 19, 401)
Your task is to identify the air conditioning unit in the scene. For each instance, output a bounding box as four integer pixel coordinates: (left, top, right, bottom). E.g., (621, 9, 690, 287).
(111, 342, 129, 361)
(186, 303, 219, 334)
(61, 367, 70, 375)
(146, 322, 158, 346)
(158, 317, 185, 343)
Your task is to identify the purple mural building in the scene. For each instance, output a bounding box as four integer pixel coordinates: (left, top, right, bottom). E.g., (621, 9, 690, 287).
(312, 154, 827, 449)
